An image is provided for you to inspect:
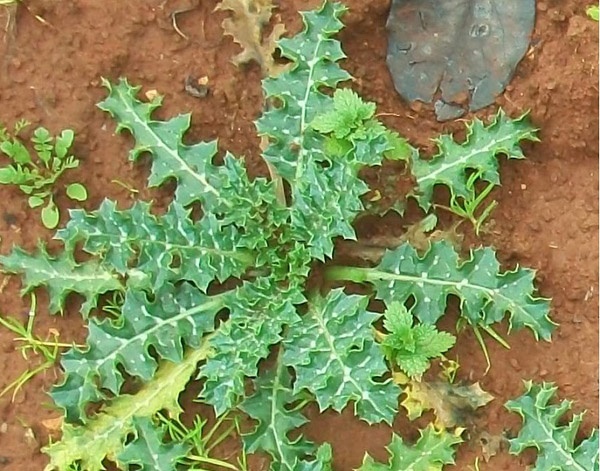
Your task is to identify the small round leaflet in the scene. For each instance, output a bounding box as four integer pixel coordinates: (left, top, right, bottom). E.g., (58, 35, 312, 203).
(386, 0, 535, 121)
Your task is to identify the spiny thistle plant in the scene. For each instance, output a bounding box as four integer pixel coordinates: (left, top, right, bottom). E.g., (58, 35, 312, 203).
(0, 2, 568, 470)
(506, 381, 599, 470)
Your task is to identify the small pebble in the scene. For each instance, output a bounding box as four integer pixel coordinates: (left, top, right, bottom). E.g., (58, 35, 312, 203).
(509, 358, 521, 371)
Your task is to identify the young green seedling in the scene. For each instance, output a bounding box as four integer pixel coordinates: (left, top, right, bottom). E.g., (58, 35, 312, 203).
(0, 121, 88, 228)
(156, 412, 248, 471)
(0, 294, 77, 401)
(377, 301, 456, 381)
(435, 169, 499, 235)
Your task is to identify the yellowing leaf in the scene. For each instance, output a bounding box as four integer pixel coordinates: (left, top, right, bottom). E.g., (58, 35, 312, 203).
(216, 0, 287, 76)
(400, 379, 493, 429)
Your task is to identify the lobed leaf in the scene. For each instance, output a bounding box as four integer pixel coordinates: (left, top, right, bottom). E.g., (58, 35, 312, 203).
(44, 345, 210, 471)
(98, 80, 289, 252)
(0, 244, 122, 316)
(358, 425, 463, 471)
(98, 78, 226, 208)
(117, 416, 190, 471)
(289, 160, 367, 259)
(346, 241, 555, 340)
(52, 283, 226, 423)
(240, 359, 314, 471)
(257, 2, 388, 260)
(199, 278, 304, 415)
(257, 1, 350, 182)
(409, 109, 538, 209)
(283, 289, 400, 424)
(57, 199, 254, 291)
(505, 381, 599, 471)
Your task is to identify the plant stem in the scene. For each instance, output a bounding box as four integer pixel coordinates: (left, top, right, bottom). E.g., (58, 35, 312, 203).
(472, 325, 492, 375)
(325, 265, 372, 283)
(481, 324, 510, 350)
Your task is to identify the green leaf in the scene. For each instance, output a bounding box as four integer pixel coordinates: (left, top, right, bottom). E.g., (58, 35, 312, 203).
(199, 279, 303, 415)
(118, 417, 190, 471)
(32, 126, 53, 165)
(289, 160, 368, 260)
(28, 195, 45, 208)
(65, 182, 88, 201)
(257, 1, 350, 182)
(358, 425, 463, 471)
(43, 345, 209, 471)
(98, 78, 226, 208)
(0, 244, 122, 315)
(381, 302, 455, 379)
(0, 165, 19, 184)
(587, 5, 599, 21)
(41, 200, 60, 229)
(311, 88, 376, 139)
(240, 359, 314, 471)
(297, 444, 333, 471)
(54, 129, 75, 159)
(283, 289, 400, 424)
(409, 109, 538, 209)
(256, 2, 389, 260)
(342, 241, 555, 340)
(1, 139, 32, 165)
(505, 381, 599, 471)
(52, 283, 225, 423)
(383, 130, 414, 161)
(57, 199, 254, 291)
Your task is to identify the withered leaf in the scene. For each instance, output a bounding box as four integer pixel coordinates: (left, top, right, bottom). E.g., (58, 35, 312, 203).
(401, 379, 494, 429)
(216, 0, 287, 76)
(477, 430, 505, 462)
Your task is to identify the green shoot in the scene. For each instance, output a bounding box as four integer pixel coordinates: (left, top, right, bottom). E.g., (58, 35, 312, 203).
(435, 169, 498, 235)
(0, 122, 88, 229)
(157, 412, 247, 471)
(457, 318, 511, 374)
(312, 88, 411, 161)
(0, 294, 76, 400)
(378, 301, 456, 380)
(439, 355, 460, 384)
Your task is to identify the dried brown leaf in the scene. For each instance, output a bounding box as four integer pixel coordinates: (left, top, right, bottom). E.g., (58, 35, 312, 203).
(401, 379, 494, 429)
(216, 0, 287, 76)
(41, 416, 63, 432)
(477, 431, 505, 462)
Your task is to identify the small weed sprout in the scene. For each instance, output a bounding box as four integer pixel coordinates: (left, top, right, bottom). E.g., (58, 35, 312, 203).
(0, 121, 88, 228)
